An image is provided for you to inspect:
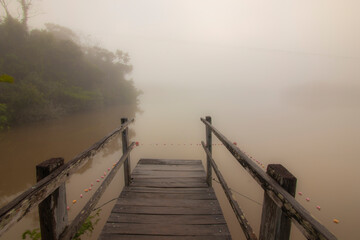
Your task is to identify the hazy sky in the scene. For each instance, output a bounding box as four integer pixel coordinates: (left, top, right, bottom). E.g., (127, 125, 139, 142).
(30, 0, 360, 57)
(3, 0, 359, 105)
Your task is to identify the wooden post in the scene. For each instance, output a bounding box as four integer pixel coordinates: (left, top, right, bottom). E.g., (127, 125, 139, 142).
(205, 116, 212, 186)
(121, 118, 131, 186)
(36, 158, 68, 240)
(259, 164, 297, 240)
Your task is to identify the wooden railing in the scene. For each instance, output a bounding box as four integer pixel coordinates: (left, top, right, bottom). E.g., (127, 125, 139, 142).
(201, 116, 337, 240)
(0, 118, 135, 240)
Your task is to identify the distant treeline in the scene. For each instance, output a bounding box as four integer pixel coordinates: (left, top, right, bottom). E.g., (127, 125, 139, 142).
(0, 18, 141, 130)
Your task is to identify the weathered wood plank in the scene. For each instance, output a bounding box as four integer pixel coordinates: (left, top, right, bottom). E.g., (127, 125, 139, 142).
(131, 177, 206, 182)
(138, 159, 202, 165)
(122, 186, 214, 194)
(111, 205, 223, 215)
(119, 191, 216, 200)
(99, 234, 231, 240)
(107, 213, 226, 224)
(115, 198, 219, 207)
(99, 159, 231, 239)
(206, 116, 212, 186)
(101, 223, 230, 236)
(130, 181, 208, 188)
(132, 171, 206, 178)
(0, 119, 134, 237)
(201, 117, 337, 240)
(121, 118, 131, 186)
(135, 164, 205, 171)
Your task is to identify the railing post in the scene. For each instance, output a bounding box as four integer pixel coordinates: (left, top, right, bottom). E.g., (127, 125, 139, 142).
(259, 164, 297, 240)
(121, 118, 131, 186)
(205, 116, 212, 186)
(36, 158, 68, 240)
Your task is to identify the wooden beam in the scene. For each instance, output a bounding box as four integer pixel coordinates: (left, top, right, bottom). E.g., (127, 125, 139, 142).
(59, 142, 135, 240)
(0, 119, 134, 237)
(37, 158, 68, 240)
(121, 118, 131, 186)
(205, 116, 212, 186)
(200, 118, 337, 240)
(201, 141, 258, 240)
(259, 164, 297, 240)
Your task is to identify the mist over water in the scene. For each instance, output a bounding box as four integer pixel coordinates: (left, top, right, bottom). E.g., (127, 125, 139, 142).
(133, 46, 360, 239)
(1, 0, 360, 239)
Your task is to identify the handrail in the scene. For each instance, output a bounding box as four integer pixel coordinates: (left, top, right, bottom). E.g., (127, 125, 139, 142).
(0, 118, 134, 237)
(60, 142, 135, 240)
(200, 117, 337, 240)
(201, 141, 257, 240)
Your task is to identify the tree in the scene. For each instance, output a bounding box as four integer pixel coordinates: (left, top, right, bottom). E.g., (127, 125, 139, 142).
(0, 19, 141, 128)
(0, 0, 12, 20)
(0, 0, 33, 27)
(18, 0, 31, 27)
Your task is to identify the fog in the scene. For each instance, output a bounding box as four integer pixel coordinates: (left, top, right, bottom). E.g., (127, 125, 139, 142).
(1, 0, 360, 239)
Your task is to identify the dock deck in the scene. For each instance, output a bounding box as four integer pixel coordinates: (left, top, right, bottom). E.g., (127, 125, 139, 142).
(99, 159, 232, 240)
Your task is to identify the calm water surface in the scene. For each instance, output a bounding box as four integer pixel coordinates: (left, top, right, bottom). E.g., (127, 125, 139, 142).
(1, 55, 360, 239)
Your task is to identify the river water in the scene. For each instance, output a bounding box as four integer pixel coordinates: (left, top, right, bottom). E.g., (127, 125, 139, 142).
(1, 52, 360, 239)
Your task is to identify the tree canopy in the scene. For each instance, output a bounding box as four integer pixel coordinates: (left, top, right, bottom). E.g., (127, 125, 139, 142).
(0, 18, 141, 129)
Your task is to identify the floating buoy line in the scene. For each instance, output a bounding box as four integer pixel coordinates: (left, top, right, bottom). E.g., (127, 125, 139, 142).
(67, 141, 339, 224)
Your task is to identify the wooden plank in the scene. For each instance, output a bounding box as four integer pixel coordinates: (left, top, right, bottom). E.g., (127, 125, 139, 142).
(122, 186, 214, 194)
(130, 181, 208, 188)
(131, 179, 207, 184)
(135, 164, 205, 171)
(0, 119, 134, 237)
(138, 159, 202, 165)
(131, 177, 206, 183)
(121, 118, 131, 186)
(201, 117, 337, 240)
(206, 116, 212, 186)
(132, 171, 206, 178)
(120, 191, 217, 200)
(115, 198, 219, 207)
(101, 223, 230, 236)
(107, 213, 226, 224)
(99, 158, 232, 240)
(111, 204, 223, 215)
(99, 234, 231, 240)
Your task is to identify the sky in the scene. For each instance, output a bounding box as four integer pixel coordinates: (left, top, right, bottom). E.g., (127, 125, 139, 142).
(23, 0, 360, 89)
(29, 0, 360, 58)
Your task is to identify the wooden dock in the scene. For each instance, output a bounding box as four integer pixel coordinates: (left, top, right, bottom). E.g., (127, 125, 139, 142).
(0, 117, 338, 240)
(99, 159, 232, 240)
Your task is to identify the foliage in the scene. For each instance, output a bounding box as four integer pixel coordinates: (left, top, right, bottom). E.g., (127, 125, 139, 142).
(0, 18, 141, 128)
(0, 72, 13, 130)
(0, 74, 14, 83)
(21, 209, 102, 240)
(22, 228, 41, 240)
(0, 103, 9, 130)
(73, 209, 101, 240)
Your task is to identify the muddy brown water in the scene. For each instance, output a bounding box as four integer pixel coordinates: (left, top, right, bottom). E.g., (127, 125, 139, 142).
(0, 86, 359, 239)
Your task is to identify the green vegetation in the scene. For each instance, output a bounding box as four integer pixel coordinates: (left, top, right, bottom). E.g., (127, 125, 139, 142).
(22, 209, 101, 240)
(0, 18, 141, 129)
(73, 209, 101, 240)
(22, 229, 41, 240)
